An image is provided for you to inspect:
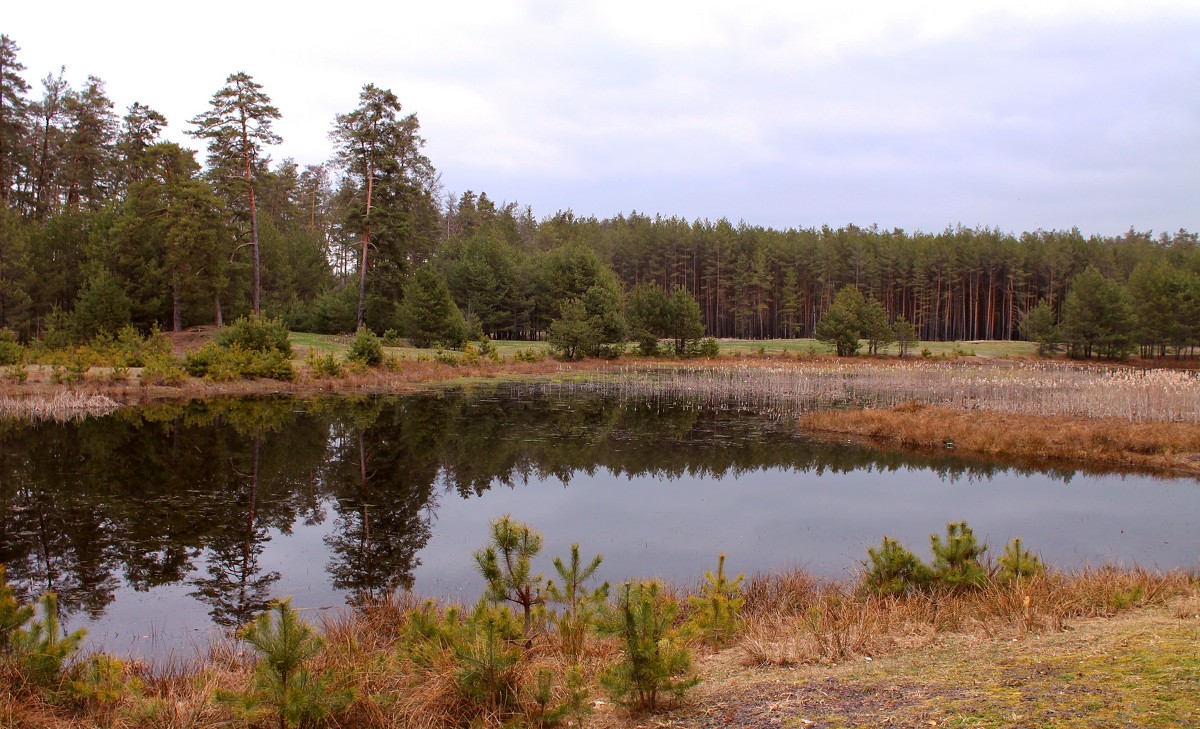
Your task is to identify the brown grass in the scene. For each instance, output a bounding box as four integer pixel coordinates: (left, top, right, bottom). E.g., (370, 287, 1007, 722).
(799, 401, 1200, 475)
(2, 566, 1193, 728)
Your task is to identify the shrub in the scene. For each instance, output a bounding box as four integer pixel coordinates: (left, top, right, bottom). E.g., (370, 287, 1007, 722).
(217, 599, 352, 729)
(862, 536, 931, 596)
(547, 543, 609, 660)
(2, 363, 27, 383)
(141, 354, 187, 387)
(998, 537, 1046, 582)
(433, 348, 460, 366)
(477, 338, 501, 363)
(460, 342, 482, 366)
(687, 553, 744, 645)
(513, 347, 544, 363)
(380, 328, 402, 346)
(930, 521, 988, 590)
(346, 327, 383, 366)
(600, 580, 699, 711)
(306, 349, 343, 378)
(0, 328, 22, 365)
(694, 337, 720, 358)
(185, 343, 295, 381)
(216, 315, 293, 356)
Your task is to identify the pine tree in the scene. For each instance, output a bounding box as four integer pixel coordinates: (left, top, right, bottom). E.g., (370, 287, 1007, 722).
(687, 553, 744, 646)
(398, 266, 468, 347)
(997, 537, 1045, 582)
(929, 521, 988, 590)
(547, 542, 608, 660)
(599, 580, 699, 711)
(189, 72, 281, 315)
(217, 598, 352, 729)
(473, 514, 547, 639)
(331, 83, 435, 330)
(0, 35, 30, 208)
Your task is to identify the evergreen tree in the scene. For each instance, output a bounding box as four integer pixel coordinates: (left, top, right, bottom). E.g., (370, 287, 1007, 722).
(331, 83, 436, 330)
(73, 270, 131, 340)
(929, 521, 987, 591)
(473, 515, 547, 639)
(1019, 299, 1059, 356)
(815, 285, 866, 356)
(397, 265, 467, 347)
(115, 101, 167, 190)
(61, 75, 118, 209)
(189, 72, 281, 314)
(1059, 266, 1137, 359)
(0, 206, 32, 333)
(0, 35, 29, 208)
(892, 315, 918, 357)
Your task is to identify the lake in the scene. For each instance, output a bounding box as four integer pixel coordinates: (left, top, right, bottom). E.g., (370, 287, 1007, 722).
(0, 384, 1196, 660)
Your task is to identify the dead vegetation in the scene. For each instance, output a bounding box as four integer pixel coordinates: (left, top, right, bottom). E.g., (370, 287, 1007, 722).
(2, 567, 1194, 728)
(799, 401, 1200, 476)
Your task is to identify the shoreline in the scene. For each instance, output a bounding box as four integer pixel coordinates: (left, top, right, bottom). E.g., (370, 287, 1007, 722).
(2, 355, 1198, 478)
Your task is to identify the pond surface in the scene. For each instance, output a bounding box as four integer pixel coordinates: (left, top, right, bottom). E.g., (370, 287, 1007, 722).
(0, 386, 1197, 660)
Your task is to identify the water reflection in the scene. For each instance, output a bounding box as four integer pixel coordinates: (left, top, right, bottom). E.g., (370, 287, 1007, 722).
(0, 386, 1192, 656)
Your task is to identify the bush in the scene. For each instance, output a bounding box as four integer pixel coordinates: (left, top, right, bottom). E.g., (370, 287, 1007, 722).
(141, 354, 187, 386)
(477, 338, 501, 363)
(600, 580, 699, 711)
(695, 337, 720, 358)
(381, 328, 402, 346)
(930, 521, 988, 590)
(861, 536, 931, 596)
(185, 343, 296, 382)
(998, 537, 1045, 582)
(513, 347, 544, 363)
(687, 553, 744, 645)
(3, 363, 27, 383)
(306, 349, 343, 378)
(216, 315, 293, 356)
(0, 328, 23, 365)
(346, 327, 383, 367)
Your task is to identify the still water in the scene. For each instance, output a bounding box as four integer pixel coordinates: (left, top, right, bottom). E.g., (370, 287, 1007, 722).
(0, 386, 1196, 659)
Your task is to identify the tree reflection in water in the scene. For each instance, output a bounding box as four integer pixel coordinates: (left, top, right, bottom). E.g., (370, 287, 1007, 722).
(0, 387, 1076, 633)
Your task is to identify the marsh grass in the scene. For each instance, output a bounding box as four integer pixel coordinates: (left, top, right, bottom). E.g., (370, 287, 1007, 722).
(800, 401, 1200, 474)
(0, 391, 121, 421)
(571, 360, 1200, 423)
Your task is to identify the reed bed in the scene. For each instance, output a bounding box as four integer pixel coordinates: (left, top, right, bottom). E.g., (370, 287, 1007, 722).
(0, 391, 121, 422)
(561, 360, 1200, 423)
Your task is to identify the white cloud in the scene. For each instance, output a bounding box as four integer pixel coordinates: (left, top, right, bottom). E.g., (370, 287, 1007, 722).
(4, 0, 1197, 233)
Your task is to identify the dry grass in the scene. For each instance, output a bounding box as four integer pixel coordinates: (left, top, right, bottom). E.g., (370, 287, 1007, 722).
(580, 359, 1200, 422)
(799, 401, 1200, 475)
(2, 567, 1193, 728)
(0, 390, 121, 421)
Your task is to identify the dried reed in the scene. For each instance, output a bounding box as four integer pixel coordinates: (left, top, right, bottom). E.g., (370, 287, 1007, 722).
(561, 360, 1200, 423)
(0, 391, 122, 422)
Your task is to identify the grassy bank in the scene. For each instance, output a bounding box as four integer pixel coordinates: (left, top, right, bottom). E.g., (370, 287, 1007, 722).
(1, 564, 1195, 728)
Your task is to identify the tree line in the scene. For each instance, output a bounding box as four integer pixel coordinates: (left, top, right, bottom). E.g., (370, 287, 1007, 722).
(0, 35, 1197, 358)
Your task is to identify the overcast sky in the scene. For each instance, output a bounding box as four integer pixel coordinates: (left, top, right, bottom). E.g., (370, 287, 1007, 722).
(6, 0, 1198, 236)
